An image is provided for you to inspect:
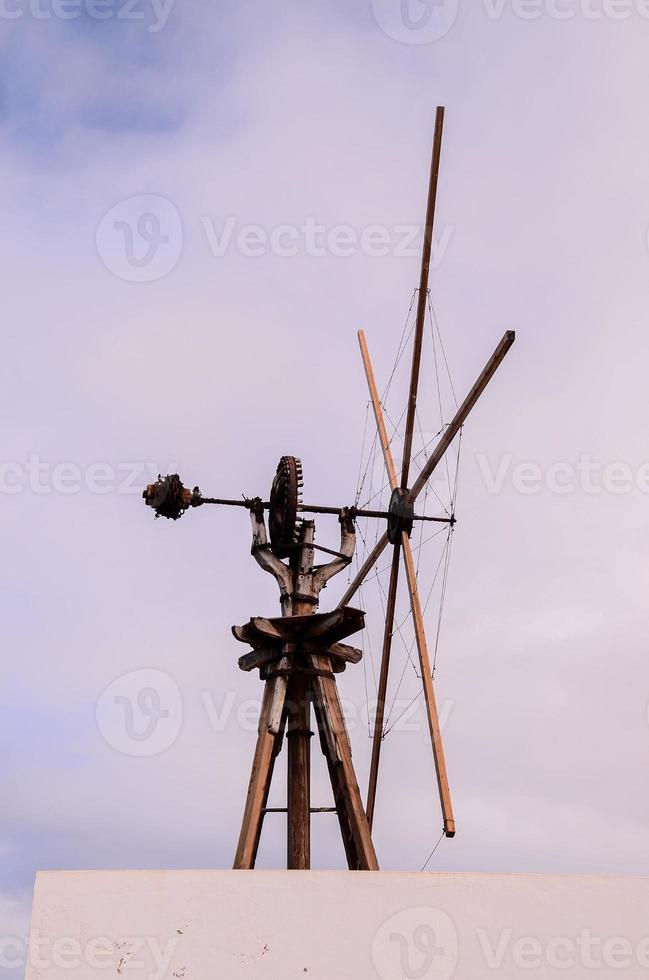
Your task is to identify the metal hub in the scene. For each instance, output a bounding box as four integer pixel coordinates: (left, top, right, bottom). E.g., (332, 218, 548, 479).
(387, 487, 414, 544)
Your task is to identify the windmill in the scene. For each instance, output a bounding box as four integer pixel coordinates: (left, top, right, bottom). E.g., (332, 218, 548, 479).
(142, 106, 515, 869)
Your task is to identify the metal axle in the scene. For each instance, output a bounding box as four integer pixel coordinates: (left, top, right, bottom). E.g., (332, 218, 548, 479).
(194, 495, 453, 525)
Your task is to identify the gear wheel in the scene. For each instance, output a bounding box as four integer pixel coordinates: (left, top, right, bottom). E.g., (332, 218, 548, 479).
(269, 456, 303, 558)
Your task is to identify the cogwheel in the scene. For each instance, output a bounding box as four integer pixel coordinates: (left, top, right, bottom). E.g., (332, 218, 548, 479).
(269, 456, 303, 558)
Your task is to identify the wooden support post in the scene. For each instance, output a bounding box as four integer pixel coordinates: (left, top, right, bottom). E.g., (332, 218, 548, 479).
(311, 654, 379, 871)
(233, 675, 287, 869)
(286, 672, 311, 869)
(312, 694, 361, 871)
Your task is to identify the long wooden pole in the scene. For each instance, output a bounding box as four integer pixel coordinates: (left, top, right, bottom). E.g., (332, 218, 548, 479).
(339, 331, 516, 608)
(358, 330, 455, 836)
(409, 330, 516, 502)
(401, 106, 445, 491)
(359, 329, 401, 828)
(366, 542, 400, 829)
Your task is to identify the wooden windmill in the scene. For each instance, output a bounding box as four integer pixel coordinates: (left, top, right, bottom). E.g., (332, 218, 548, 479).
(142, 106, 515, 870)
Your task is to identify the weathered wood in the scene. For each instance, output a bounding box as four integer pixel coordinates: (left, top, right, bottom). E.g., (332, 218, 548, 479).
(327, 642, 363, 665)
(232, 623, 259, 645)
(366, 541, 401, 830)
(238, 648, 279, 673)
(250, 617, 286, 641)
(286, 672, 311, 869)
(359, 328, 402, 829)
(337, 535, 389, 609)
(312, 653, 379, 871)
(268, 667, 289, 735)
(235, 514, 377, 871)
(401, 533, 455, 836)
(359, 330, 400, 489)
(401, 106, 445, 490)
(233, 676, 287, 869)
(236, 608, 366, 647)
(239, 641, 360, 674)
(311, 693, 360, 871)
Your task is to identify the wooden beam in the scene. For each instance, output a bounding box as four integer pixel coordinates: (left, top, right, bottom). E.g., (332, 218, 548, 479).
(366, 541, 401, 830)
(401, 531, 455, 836)
(359, 328, 402, 829)
(311, 694, 361, 871)
(358, 330, 400, 490)
(338, 533, 389, 609)
(327, 642, 363, 665)
(409, 330, 516, 504)
(401, 106, 445, 491)
(233, 676, 287, 869)
(238, 648, 278, 673)
(311, 654, 380, 871)
(286, 673, 311, 869)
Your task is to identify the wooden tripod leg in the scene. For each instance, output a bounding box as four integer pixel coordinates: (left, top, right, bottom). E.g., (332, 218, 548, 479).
(233, 673, 288, 869)
(312, 693, 360, 871)
(311, 656, 379, 871)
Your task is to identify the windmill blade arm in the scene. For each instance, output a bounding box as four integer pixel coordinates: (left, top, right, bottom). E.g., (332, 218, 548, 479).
(409, 330, 516, 505)
(401, 531, 455, 836)
(401, 106, 446, 490)
(337, 533, 389, 608)
(336, 331, 400, 611)
(358, 329, 399, 491)
(366, 540, 402, 830)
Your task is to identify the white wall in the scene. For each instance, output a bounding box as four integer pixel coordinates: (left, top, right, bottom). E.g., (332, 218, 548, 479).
(23, 870, 649, 979)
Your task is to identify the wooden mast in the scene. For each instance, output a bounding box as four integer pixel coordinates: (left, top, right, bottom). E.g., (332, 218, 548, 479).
(401, 104, 445, 491)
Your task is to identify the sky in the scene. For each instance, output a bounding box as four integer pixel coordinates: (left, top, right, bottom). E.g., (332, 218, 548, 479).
(2, 0, 649, 973)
